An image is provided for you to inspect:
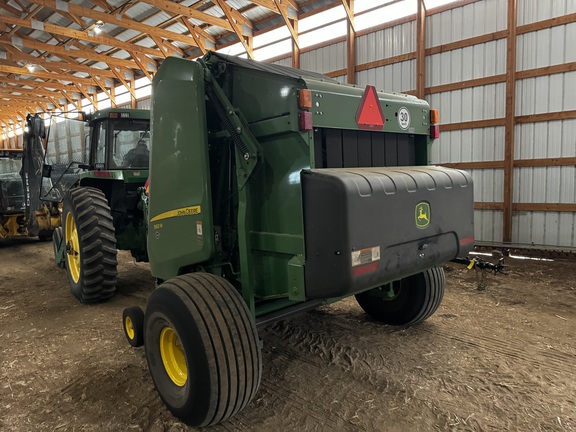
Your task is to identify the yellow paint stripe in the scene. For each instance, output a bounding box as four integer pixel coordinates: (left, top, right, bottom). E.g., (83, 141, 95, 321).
(150, 205, 201, 223)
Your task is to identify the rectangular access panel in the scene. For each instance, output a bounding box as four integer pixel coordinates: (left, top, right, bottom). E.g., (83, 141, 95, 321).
(302, 166, 474, 299)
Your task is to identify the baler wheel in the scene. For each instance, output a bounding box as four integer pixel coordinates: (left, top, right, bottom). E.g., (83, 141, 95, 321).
(123, 306, 145, 347)
(52, 227, 65, 269)
(144, 273, 261, 427)
(355, 266, 445, 326)
(62, 187, 118, 303)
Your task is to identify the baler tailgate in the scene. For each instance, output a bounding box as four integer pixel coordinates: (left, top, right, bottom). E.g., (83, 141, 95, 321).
(302, 166, 474, 299)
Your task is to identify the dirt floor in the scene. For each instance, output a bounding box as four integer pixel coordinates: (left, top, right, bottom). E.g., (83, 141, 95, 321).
(1, 239, 575, 432)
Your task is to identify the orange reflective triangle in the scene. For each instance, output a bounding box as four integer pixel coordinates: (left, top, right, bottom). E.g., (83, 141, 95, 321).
(355, 85, 385, 130)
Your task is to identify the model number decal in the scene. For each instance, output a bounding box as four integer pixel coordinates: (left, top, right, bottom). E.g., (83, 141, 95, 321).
(150, 205, 201, 223)
(351, 246, 381, 267)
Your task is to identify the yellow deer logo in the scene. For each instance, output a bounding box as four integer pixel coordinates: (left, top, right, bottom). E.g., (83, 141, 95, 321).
(415, 202, 430, 229)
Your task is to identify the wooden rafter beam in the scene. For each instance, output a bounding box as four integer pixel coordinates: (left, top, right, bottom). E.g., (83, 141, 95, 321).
(128, 52, 153, 81)
(213, 0, 254, 58)
(2, 36, 153, 74)
(0, 14, 165, 59)
(111, 0, 138, 16)
(0, 44, 119, 80)
(0, 87, 69, 102)
(75, 84, 98, 109)
(91, 0, 113, 12)
(139, 0, 233, 31)
(0, 65, 93, 85)
(340, 0, 356, 31)
(7, 4, 43, 37)
(92, 76, 116, 106)
(150, 35, 171, 59)
(112, 68, 137, 100)
(0, 75, 83, 92)
(273, 0, 299, 48)
(32, 0, 198, 49)
(181, 18, 206, 54)
(251, 0, 298, 13)
(0, 0, 23, 16)
(64, 11, 84, 28)
(99, 0, 216, 60)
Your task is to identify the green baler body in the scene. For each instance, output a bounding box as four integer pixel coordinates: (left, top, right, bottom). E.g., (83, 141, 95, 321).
(148, 54, 473, 318)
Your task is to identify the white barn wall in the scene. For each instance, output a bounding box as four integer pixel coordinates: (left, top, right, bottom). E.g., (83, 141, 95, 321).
(356, 60, 415, 93)
(422, 0, 508, 245)
(425, 0, 507, 46)
(510, 0, 576, 247)
(271, 57, 292, 67)
(137, 98, 151, 110)
(300, 41, 346, 74)
(356, 21, 415, 64)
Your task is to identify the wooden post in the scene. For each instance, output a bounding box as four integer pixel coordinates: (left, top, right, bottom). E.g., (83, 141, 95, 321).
(131, 79, 137, 109)
(292, 19, 300, 69)
(416, 0, 426, 98)
(345, 0, 356, 84)
(503, 0, 517, 243)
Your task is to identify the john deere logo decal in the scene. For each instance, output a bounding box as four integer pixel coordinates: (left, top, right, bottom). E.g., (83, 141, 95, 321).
(415, 202, 430, 229)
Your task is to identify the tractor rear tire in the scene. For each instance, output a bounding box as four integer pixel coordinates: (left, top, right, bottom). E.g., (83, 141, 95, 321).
(123, 306, 145, 347)
(52, 227, 65, 269)
(355, 267, 445, 326)
(62, 187, 118, 303)
(144, 273, 261, 427)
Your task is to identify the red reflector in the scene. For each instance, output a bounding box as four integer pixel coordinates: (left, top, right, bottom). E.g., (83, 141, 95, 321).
(93, 170, 111, 177)
(352, 261, 379, 277)
(430, 124, 440, 139)
(144, 177, 150, 195)
(355, 85, 385, 130)
(460, 236, 475, 247)
(299, 111, 313, 131)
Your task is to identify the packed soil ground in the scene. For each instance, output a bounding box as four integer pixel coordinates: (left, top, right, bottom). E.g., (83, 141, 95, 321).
(1, 239, 575, 432)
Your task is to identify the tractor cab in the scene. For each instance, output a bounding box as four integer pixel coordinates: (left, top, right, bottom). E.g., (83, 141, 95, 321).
(41, 108, 150, 202)
(88, 109, 150, 171)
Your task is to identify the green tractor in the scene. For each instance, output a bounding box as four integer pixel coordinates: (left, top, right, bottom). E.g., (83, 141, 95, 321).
(45, 108, 150, 303)
(122, 53, 475, 427)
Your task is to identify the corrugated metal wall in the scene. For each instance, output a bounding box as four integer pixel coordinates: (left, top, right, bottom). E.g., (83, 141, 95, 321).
(137, 98, 151, 110)
(424, 0, 508, 244)
(300, 41, 346, 75)
(513, 1, 576, 247)
(272, 57, 293, 67)
(356, 21, 416, 93)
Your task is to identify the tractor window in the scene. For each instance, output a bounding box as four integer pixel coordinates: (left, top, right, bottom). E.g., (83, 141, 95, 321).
(111, 120, 150, 169)
(94, 121, 107, 166)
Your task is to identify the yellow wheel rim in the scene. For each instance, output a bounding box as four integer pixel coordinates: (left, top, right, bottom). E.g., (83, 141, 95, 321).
(159, 326, 187, 387)
(65, 212, 81, 283)
(125, 316, 135, 340)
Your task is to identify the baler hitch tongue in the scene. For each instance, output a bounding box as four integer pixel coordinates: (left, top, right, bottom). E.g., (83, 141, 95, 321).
(451, 255, 506, 274)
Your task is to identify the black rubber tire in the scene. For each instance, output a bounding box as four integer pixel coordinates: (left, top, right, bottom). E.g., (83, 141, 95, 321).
(123, 306, 145, 347)
(52, 227, 65, 269)
(62, 187, 118, 303)
(355, 267, 445, 326)
(144, 273, 262, 427)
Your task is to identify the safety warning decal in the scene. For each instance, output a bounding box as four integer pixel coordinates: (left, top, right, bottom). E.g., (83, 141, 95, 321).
(351, 246, 381, 267)
(397, 107, 410, 130)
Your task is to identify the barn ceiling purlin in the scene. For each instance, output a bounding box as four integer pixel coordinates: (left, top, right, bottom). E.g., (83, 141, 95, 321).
(0, 0, 307, 134)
